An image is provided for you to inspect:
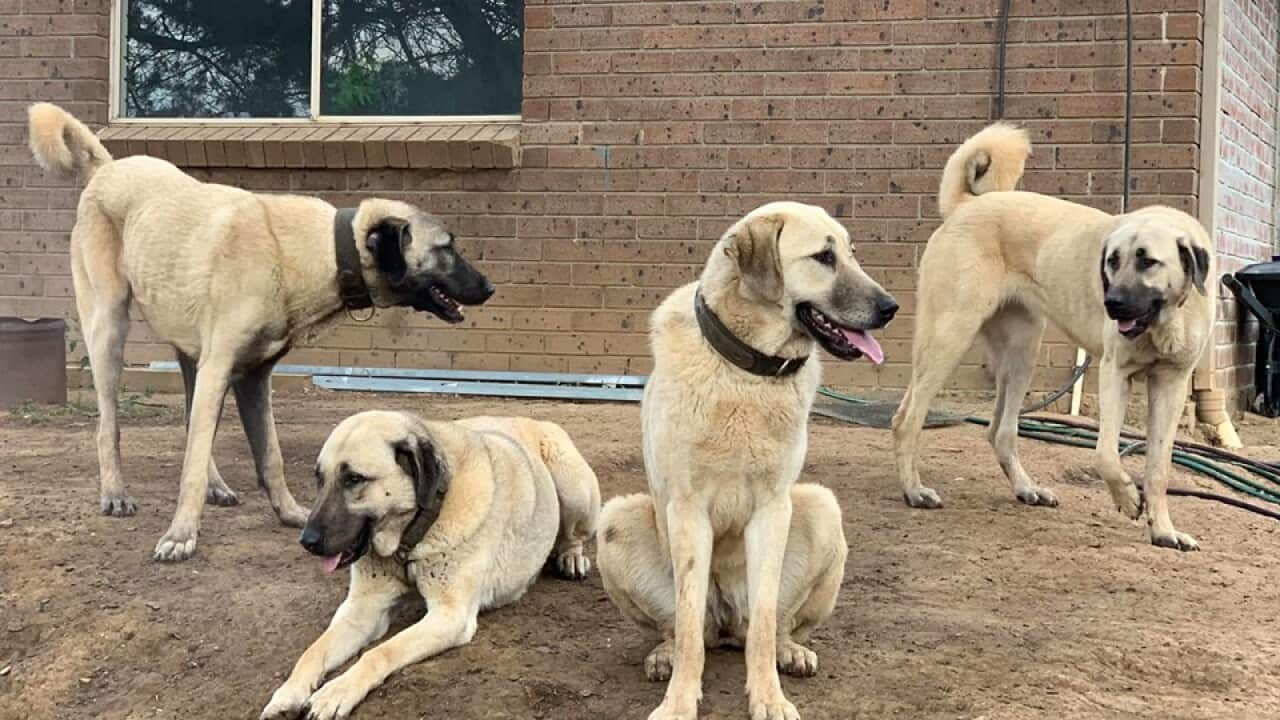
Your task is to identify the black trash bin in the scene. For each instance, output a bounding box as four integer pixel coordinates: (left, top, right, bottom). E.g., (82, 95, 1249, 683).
(1223, 258, 1280, 416)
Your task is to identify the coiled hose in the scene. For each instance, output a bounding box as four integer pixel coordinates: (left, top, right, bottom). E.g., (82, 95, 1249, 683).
(818, 387, 1280, 520)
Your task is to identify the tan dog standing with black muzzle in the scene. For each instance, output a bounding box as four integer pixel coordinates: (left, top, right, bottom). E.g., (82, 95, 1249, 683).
(599, 201, 897, 720)
(28, 103, 494, 561)
(892, 123, 1216, 550)
(262, 411, 600, 720)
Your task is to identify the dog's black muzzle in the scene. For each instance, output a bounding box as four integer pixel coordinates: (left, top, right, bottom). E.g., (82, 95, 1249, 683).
(400, 250, 495, 323)
(1104, 287, 1164, 339)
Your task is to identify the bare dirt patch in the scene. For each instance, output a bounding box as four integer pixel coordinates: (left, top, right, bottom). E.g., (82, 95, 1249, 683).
(2, 389, 1280, 719)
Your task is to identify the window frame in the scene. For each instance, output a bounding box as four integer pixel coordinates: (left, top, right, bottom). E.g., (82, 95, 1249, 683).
(107, 0, 524, 125)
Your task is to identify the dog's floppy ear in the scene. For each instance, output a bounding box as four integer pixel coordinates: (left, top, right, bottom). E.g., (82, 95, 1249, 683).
(393, 433, 449, 512)
(1099, 245, 1111, 293)
(724, 214, 784, 302)
(1177, 237, 1209, 295)
(366, 217, 412, 283)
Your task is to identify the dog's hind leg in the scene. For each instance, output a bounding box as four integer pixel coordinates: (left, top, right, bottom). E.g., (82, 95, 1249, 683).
(892, 307, 989, 509)
(153, 350, 234, 561)
(535, 422, 601, 580)
(178, 353, 237, 507)
(774, 484, 847, 679)
(981, 304, 1057, 507)
(232, 362, 307, 528)
(596, 494, 717, 683)
(71, 205, 134, 517)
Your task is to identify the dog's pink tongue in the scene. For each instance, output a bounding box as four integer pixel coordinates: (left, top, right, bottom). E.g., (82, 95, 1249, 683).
(1117, 319, 1138, 333)
(841, 329, 885, 365)
(320, 554, 343, 574)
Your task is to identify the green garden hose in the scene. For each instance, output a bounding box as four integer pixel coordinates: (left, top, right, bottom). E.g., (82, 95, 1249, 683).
(817, 387, 1280, 518)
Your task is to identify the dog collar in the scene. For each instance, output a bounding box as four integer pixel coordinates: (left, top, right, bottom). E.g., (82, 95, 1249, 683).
(393, 482, 449, 565)
(333, 207, 373, 310)
(694, 289, 808, 378)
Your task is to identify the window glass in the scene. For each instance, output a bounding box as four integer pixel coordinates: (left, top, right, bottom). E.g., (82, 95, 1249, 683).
(124, 0, 311, 118)
(321, 0, 524, 116)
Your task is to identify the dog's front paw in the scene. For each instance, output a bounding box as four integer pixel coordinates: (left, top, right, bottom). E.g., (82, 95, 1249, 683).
(153, 526, 198, 562)
(206, 484, 240, 507)
(903, 487, 943, 509)
(1014, 485, 1059, 507)
(1151, 529, 1199, 552)
(750, 693, 800, 720)
(261, 681, 311, 720)
(305, 675, 368, 720)
(101, 493, 137, 517)
(276, 500, 309, 529)
(647, 699, 698, 720)
(1109, 482, 1144, 520)
(777, 640, 818, 677)
(555, 547, 591, 580)
(644, 639, 674, 682)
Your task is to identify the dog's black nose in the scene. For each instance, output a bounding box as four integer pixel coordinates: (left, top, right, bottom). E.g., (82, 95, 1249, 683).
(1103, 296, 1128, 318)
(299, 527, 324, 555)
(876, 295, 900, 322)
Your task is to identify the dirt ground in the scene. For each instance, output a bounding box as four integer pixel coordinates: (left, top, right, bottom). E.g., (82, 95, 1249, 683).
(3, 388, 1280, 720)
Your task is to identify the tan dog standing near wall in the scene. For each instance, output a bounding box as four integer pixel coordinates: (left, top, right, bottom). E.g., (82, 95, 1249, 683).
(599, 202, 897, 720)
(891, 123, 1215, 550)
(28, 103, 495, 561)
(263, 411, 600, 720)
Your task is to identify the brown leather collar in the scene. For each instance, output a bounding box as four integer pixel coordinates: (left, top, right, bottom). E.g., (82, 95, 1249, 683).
(694, 289, 808, 378)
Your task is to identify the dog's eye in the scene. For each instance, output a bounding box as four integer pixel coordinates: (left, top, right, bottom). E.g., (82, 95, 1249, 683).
(342, 473, 368, 489)
(1137, 255, 1160, 271)
(812, 249, 836, 267)
(1107, 252, 1120, 270)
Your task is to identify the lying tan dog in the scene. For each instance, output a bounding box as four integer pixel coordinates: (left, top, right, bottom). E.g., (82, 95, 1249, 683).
(28, 103, 494, 561)
(892, 123, 1215, 550)
(262, 411, 600, 720)
(599, 201, 895, 720)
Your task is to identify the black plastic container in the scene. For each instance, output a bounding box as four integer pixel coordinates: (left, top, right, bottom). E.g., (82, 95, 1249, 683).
(1223, 257, 1280, 416)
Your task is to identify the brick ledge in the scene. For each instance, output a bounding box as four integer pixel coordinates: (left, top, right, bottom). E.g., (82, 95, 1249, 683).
(98, 122, 520, 170)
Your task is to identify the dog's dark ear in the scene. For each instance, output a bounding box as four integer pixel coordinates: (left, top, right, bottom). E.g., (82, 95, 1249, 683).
(1177, 238, 1209, 295)
(393, 435, 449, 512)
(1099, 246, 1111, 293)
(366, 217, 412, 283)
(724, 214, 784, 302)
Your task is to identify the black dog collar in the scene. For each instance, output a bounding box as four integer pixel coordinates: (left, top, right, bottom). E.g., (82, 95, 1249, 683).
(694, 289, 808, 378)
(333, 207, 373, 310)
(393, 481, 449, 565)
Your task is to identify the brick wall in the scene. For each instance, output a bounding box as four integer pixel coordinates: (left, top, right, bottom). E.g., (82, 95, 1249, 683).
(1213, 0, 1279, 408)
(0, 1, 1205, 397)
(0, 0, 109, 326)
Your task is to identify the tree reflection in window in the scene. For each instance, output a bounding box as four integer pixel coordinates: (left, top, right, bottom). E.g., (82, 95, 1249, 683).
(122, 0, 523, 119)
(124, 0, 310, 118)
(322, 1, 523, 117)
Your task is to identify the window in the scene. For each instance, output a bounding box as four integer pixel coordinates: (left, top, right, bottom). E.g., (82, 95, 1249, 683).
(117, 0, 524, 120)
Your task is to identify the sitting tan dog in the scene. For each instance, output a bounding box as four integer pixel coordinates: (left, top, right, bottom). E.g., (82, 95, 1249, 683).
(262, 411, 600, 720)
(599, 201, 896, 720)
(28, 103, 494, 561)
(892, 123, 1215, 550)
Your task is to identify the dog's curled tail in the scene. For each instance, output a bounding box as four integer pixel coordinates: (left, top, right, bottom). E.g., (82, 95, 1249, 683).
(938, 122, 1031, 220)
(28, 102, 112, 184)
